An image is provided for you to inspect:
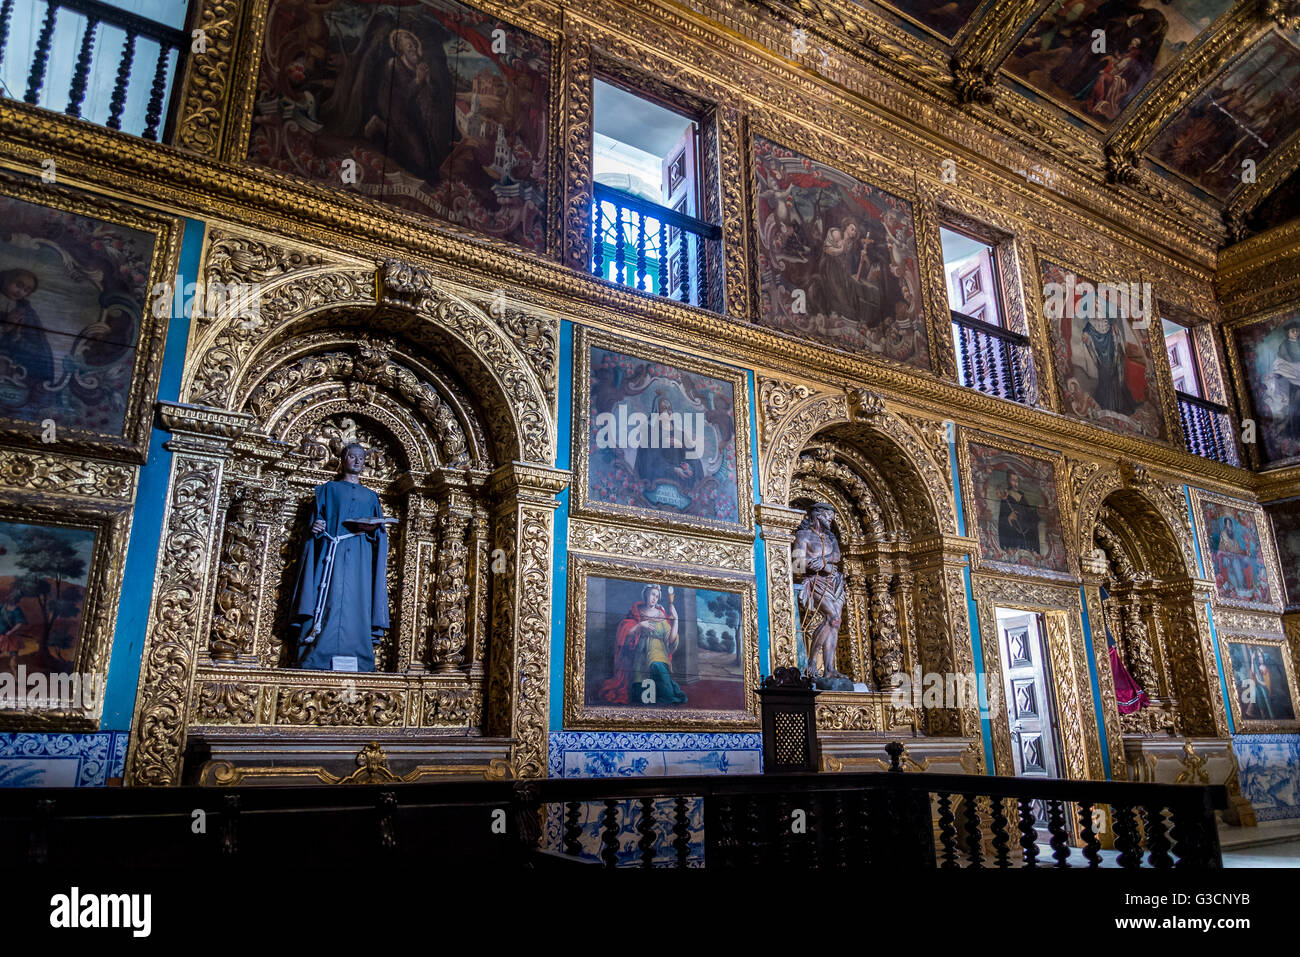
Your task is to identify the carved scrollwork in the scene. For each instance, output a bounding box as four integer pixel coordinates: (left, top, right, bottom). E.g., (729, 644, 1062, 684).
(209, 491, 262, 661)
(195, 681, 259, 725)
(0, 450, 135, 500)
(275, 688, 405, 727)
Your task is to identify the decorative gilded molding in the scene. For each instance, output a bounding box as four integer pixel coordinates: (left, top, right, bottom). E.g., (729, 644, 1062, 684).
(568, 518, 754, 572)
(172, 0, 243, 157)
(0, 450, 135, 501)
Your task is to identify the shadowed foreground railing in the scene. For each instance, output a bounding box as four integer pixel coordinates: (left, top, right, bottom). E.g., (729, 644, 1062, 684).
(0, 757, 1225, 870)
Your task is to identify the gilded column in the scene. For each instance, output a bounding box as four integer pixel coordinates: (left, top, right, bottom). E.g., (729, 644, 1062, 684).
(1122, 599, 1160, 694)
(467, 507, 492, 677)
(208, 488, 262, 664)
(486, 463, 568, 779)
(428, 469, 475, 673)
(756, 503, 806, 671)
(559, 34, 593, 272)
(842, 558, 870, 687)
(125, 403, 255, 786)
(869, 572, 903, 691)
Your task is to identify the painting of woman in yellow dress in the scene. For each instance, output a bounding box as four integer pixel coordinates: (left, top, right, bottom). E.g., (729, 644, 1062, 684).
(597, 584, 687, 706)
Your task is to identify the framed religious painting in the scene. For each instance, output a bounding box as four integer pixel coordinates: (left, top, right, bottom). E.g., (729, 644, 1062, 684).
(1035, 257, 1172, 444)
(565, 555, 758, 730)
(1265, 498, 1300, 610)
(1190, 490, 1284, 612)
(1228, 308, 1300, 468)
(572, 327, 753, 534)
(0, 499, 130, 731)
(751, 134, 932, 373)
(0, 173, 180, 460)
(959, 433, 1074, 580)
(1220, 635, 1299, 733)
(244, 0, 554, 254)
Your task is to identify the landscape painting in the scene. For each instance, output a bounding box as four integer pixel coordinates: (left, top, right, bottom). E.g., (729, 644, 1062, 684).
(250, 0, 551, 251)
(585, 342, 742, 527)
(0, 193, 157, 439)
(577, 572, 749, 726)
(1228, 640, 1297, 727)
(753, 135, 930, 371)
(1148, 30, 1300, 199)
(1005, 0, 1233, 125)
(1201, 499, 1274, 607)
(0, 520, 95, 681)
(1265, 499, 1300, 607)
(967, 441, 1070, 575)
(1040, 260, 1167, 441)
(1234, 310, 1300, 466)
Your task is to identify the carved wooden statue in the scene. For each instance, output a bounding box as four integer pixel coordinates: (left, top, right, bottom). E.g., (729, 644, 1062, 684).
(791, 502, 852, 689)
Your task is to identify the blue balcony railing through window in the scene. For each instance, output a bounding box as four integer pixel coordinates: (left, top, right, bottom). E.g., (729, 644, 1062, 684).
(1176, 391, 1239, 466)
(951, 310, 1031, 405)
(591, 182, 721, 311)
(0, 0, 187, 141)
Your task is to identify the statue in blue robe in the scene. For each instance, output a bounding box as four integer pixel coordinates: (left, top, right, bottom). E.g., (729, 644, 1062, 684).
(289, 443, 390, 671)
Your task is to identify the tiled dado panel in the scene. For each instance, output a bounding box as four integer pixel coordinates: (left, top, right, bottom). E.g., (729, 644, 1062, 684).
(545, 731, 761, 866)
(1232, 734, 1300, 822)
(0, 732, 130, 787)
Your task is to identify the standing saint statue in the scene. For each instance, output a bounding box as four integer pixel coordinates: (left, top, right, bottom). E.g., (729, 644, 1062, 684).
(290, 443, 392, 672)
(792, 503, 850, 688)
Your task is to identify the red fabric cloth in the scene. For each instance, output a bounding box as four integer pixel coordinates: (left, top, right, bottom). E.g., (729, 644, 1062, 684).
(596, 601, 656, 705)
(1109, 645, 1149, 714)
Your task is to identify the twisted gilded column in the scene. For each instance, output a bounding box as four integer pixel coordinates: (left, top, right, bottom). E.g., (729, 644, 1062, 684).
(869, 572, 903, 691)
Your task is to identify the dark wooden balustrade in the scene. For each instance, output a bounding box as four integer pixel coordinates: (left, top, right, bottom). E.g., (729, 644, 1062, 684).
(0, 0, 187, 140)
(951, 310, 1031, 404)
(591, 182, 722, 311)
(0, 753, 1225, 870)
(1176, 391, 1238, 465)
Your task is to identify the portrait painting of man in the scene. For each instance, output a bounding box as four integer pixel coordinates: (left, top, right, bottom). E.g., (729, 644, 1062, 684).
(0, 193, 157, 439)
(250, 0, 551, 252)
(968, 441, 1069, 574)
(585, 343, 741, 526)
(1235, 310, 1300, 466)
(1202, 499, 1274, 607)
(753, 136, 929, 371)
(1041, 261, 1166, 441)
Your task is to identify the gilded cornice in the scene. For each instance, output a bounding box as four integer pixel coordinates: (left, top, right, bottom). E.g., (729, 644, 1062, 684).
(949, 0, 1048, 103)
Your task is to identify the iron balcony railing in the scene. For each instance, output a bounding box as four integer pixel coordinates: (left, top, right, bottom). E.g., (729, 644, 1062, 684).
(0, 0, 187, 140)
(1176, 391, 1238, 466)
(951, 310, 1032, 405)
(591, 181, 722, 311)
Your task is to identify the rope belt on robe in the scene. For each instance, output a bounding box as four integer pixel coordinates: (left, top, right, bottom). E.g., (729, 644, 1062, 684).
(304, 529, 364, 644)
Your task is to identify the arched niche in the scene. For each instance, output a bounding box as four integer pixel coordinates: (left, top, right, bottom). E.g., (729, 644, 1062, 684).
(758, 385, 976, 739)
(126, 248, 565, 787)
(1079, 471, 1226, 739)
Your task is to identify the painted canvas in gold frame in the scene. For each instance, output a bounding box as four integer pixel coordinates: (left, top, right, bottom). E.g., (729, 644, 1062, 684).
(0, 498, 129, 731)
(1220, 633, 1299, 733)
(572, 326, 753, 535)
(1190, 488, 1284, 613)
(0, 173, 180, 461)
(565, 554, 758, 730)
(958, 431, 1076, 582)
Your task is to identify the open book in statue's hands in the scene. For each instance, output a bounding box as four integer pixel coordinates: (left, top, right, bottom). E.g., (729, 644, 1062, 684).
(344, 516, 400, 532)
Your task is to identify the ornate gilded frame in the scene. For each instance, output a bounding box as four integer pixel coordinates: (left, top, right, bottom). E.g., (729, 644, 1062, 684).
(571, 325, 754, 535)
(0, 497, 130, 731)
(0, 172, 181, 462)
(1218, 632, 1300, 733)
(564, 553, 759, 730)
(972, 573, 1104, 781)
(958, 429, 1078, 582)
(1222, 304, 1300, 471)
(1189, 487, 1286, 613)
(745, 121, 946, 380)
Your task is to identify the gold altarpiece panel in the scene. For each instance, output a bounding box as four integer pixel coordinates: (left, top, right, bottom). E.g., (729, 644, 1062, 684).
(124, 228, 566, 785)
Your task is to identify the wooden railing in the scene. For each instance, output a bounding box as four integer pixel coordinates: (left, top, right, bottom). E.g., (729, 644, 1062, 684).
(951, 310, 1031, 405)
(1176, 391, 1238, 466)
(0, 0, 187, 140)
(1, 749, 1225, 869)
(591, 182, 722, 311)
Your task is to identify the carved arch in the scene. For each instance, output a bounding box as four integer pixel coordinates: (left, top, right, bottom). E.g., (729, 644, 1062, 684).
(1073, 467, 1200, 582)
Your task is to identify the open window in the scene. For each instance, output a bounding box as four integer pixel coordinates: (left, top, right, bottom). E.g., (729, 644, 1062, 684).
(590, 76, 720, 309)
(940, 223, 1032, 404)
(1162, 317, 1204, 398)
(1162, 312, 1238, 465)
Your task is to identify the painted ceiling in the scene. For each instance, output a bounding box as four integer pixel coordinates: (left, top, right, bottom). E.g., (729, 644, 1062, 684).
(814, 0, 1300, 238)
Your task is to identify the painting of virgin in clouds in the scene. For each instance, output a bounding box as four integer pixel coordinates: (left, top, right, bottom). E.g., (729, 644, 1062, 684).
(753, 136, 929, 371)
(0, 194, 156, 438)
(1202, 500, 1274, 607)
(968, 442, 1069, 575)
(1235, 310, 1300, 466)
(250, 0, 551, 251)
(1005, 0, 1232, 126)
(586, 344, 741, 526)
(1040, 261, 1166, 441)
